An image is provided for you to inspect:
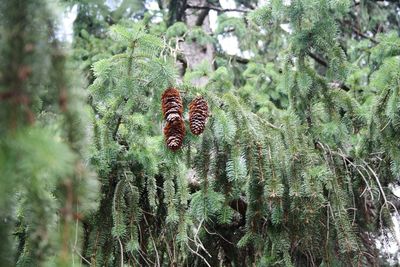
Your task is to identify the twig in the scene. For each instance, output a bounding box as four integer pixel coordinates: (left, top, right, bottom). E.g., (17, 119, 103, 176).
(117, 237, 124, 267)
(73, 203, 80, 266)
(142, 213, 161, 267)
(339, 148, 357, 225)
(136, 210, 154, 266)
(186, 243, 212, 267)
(203, 226, 234, 245)
(190, 219, 212, 257)
(380, 120, 391, 132)
(325, 202, 331, 260)
(73, 247, 91, 265)
(363, 161, 399, 213)
(258, 116, 282, 131)
(317, 142, 374, 200)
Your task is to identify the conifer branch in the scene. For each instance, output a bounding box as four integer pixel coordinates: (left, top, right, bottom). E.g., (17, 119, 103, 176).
(186, 4, 250, 13)
(306, 51, 328, 67)
(352, 27, 379, 44)
(340, 17, 380, 44)
(216, 52, 250, 64)
(307, 52, 351, 91)
(87, 95, 103, 118)
(113, 116, 123, 140)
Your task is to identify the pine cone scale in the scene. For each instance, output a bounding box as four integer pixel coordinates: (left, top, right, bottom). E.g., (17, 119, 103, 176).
(163, 119, 185, 151)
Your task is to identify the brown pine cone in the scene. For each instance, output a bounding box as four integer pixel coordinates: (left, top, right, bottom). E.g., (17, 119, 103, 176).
(163, 118, 186, 151)
(189, 96, 209, 135)
(161, 87, 183, 122)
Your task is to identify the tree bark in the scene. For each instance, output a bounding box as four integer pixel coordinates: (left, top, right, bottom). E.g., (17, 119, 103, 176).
(180, 0, 215, 87)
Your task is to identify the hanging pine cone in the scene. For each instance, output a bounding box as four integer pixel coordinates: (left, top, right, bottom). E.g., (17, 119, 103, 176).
(163, 119, 186, 151)
(161, 87, 183, 122)
(189, 96, 209, 135)
(161, 87, 185, 151)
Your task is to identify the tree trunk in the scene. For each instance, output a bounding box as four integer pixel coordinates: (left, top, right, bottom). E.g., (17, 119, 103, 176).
(180, 0, 214, 87)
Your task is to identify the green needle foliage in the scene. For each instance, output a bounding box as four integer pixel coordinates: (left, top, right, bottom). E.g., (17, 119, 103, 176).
(1, 0, 400, 266)
(0, 1, 97, 266)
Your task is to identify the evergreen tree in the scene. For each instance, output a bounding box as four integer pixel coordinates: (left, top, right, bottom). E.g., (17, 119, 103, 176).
(1, 0, 400, 266)
(0, 1, 97, 266)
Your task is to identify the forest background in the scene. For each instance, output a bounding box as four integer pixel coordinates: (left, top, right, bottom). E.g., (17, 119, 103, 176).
(1, 0, 400, 266)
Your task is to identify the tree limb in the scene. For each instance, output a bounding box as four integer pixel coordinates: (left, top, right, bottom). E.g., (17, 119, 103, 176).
(216, 52, 249, 64)
(307, 51, 327, 67)
(186, 4, 250, 13)
(306, 51, 351, 91)
(352, 27, 379, 44)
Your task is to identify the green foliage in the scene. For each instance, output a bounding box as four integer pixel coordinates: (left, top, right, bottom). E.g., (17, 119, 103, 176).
(166, 22, 188, 38)
(0, 1, 98, 266)
(2, 0, 400, 266)
(248, 5, 272, 27)
(186, 27, 214, 46)
(216, 15, 247, 39)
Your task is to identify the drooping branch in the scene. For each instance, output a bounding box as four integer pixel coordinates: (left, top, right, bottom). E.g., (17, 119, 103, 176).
(187, 171, 248, 218)
(306, 51, 351, 91)
(340, 19, 380, 44)
(351, 26, 379, 44)
(306, 51, 328, 67)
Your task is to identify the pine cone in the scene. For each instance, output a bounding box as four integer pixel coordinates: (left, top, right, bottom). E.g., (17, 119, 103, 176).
(164, 119, 186, 151)
(161, 87, 183, 122)
(189, 96, 209, 135)
(161, 87, 185, 151)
